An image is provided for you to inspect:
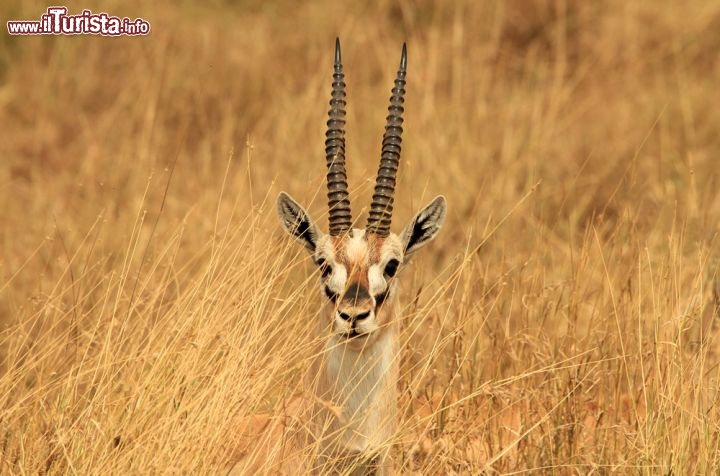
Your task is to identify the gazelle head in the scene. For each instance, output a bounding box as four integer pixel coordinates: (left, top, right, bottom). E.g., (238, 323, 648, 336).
(277, 39, 446, 349)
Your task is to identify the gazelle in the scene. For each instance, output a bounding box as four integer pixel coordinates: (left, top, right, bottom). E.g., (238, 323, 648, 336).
(234, 39, 446, 475)
(276, 38, 446, 475)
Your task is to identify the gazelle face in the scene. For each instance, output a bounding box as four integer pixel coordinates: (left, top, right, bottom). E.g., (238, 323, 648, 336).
(277, 194, 446, 348)
(276, 38, 446, 349)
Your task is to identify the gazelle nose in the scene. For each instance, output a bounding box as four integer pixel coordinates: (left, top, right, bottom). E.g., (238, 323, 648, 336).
(338, 310, 371, 322)
(355, 311, 370, 320)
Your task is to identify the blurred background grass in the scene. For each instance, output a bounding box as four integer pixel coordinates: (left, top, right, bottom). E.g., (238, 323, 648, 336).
(2, 0, 720, 473)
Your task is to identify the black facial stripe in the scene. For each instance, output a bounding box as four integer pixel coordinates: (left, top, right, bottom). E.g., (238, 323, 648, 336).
(315, 258, 332, 278)
(375, 289, 389, 307)
(325, 285, 338, 303)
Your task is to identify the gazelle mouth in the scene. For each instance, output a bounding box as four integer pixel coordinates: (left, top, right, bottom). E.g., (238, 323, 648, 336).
(341, 330, 369, 340)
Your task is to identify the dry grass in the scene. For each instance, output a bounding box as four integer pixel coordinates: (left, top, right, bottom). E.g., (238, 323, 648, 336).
(2, 0, 720, 473)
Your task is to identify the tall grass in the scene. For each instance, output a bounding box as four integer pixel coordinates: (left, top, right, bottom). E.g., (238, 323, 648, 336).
(2, 0, 720, 473)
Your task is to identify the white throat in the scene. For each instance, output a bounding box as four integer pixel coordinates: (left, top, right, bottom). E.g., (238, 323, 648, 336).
(321, 329, 398, 450)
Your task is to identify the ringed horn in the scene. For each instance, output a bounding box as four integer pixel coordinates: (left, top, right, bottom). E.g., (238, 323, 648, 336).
(366, 43, 407, 237)
(325, 38, 352, 236)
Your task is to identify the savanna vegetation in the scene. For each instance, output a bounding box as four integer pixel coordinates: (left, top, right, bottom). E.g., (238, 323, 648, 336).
(2, 0, 720, 473)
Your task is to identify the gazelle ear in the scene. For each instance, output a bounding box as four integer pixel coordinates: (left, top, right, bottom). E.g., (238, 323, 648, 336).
(400, 195, 447, 256)
(277, 192, 322, 253)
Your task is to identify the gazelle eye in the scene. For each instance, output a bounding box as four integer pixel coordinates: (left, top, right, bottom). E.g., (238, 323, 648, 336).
(316, 258, 332, 278)
(384, 259, 400, 278)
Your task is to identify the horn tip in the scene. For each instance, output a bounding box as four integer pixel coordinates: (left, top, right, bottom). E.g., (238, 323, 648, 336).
(400, 42, 407, 70)
(335, 37, 341, 63)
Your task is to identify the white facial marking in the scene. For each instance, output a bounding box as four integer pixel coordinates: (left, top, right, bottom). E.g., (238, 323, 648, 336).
(329, 264, 347, 293)
(335, 315, 353, 333)
(345, 229, 369, 263)
(368, 265, 385, 296)
(316, 236, 347, 294)
(317, 236, 337, 263)
(367, 234, 404, 297)
(378, 234, 404, 263)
